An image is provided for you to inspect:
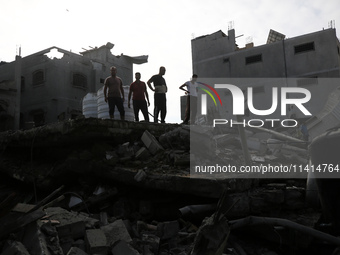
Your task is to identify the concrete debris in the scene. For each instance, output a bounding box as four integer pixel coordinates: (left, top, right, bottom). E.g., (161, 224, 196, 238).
(101, 219, 133, 246)
(2, 240, 30, 255)
(141, 130, 164, 155)
(67, 247, 89, 255)
(0, 118, 337, 254)
(85, 229, 108, 255)
(111, 240, 140, 255)
(134, 169, 147, 182)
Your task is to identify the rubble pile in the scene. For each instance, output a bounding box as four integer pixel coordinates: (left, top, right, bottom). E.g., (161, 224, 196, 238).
(1, 118, 339, 254)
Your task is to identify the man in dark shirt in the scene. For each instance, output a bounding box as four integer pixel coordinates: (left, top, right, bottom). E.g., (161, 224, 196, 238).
(147, 66, 167, 123)
(104, 66, 125, 120)
(128, 72, 150, 122)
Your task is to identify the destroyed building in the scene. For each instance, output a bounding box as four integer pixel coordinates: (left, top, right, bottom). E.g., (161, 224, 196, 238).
(0, 43, 148, 131)
(192, 28, 340, 78)
(2, 27, 340, 255)
(190, 27, 340, 138)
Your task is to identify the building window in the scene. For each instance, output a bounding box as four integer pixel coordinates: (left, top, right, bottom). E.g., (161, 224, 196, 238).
(246, 54, 262, 65)
(32, 110, 45, 127)
(294, 42, 315, 54)
(32, 70, 44, 86)
(21, 76, 25, 91)
(72, 73, 87, 89)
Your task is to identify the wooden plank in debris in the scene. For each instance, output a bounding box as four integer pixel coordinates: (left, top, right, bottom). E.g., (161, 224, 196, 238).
(27, 185, 64, 213)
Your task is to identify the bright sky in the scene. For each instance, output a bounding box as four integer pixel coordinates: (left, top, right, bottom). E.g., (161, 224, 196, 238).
(1, 0, 339, 123)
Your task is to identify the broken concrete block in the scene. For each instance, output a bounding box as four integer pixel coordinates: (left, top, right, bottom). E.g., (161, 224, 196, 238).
(72, 239, 86, 252)
(135, 147, 150, 160)
(99, 212, 108, 226)
(134, 169, 147, 182)
(156, 220, 180, 240)
(67, 247, 89, 255)
(111, 240, 140, 255)
(22, 221, 50, 255)
(142, 234, 160, 254)
(45, 207, 99, 239)
(1, 240, 30, 255)
(40, 221, 64, 254)
(101, 219, 132, 247)
(141, 130, 164, 155)
(85, 229, 108, 255)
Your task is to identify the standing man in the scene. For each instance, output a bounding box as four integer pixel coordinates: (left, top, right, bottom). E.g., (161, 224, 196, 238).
(147, 66, 167, 123)
(179, 74, 198, 125)
(104, 66, 125, 120)
(128, 72, 150, 122)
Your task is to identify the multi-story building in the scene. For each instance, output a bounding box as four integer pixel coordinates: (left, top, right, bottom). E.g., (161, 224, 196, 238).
(191, 28, 340, 123)
(0, 42, 147, 130)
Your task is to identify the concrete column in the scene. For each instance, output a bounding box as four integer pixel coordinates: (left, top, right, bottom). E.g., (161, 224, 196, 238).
(14, 55, 22, 130)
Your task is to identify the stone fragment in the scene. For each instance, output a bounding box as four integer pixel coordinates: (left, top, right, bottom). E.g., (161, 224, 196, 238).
(45, 207, 99, 239)
(156, 221, 180, 240)
(67, 247, 89, 255)
(134, 169, 147, 182)
(1, 240, 30, 255)
(85, 229, 108, 255)
(101, 219, 133, 247)
(142, 234, 160, 254)
(135, 147, 150, 160)
(111, 240, 140, 255)
(141, 130, 164, 155)
(22, 221, 50, 255)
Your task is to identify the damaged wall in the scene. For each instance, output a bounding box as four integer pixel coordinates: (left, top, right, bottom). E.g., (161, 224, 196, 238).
(0, 44, 148, 130)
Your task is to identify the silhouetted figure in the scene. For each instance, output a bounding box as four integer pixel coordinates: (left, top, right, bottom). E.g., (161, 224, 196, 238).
(147, 66, 167, 123)
(104, 66, 125, 120)
(128, 72, 150, 122)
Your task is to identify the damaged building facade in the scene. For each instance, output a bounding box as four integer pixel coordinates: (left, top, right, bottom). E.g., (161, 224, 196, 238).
(0, 43, 148, 131)
(191, 28, 340, 124)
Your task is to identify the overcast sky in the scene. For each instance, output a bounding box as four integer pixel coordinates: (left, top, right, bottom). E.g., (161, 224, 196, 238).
(1, 0, 339, 123)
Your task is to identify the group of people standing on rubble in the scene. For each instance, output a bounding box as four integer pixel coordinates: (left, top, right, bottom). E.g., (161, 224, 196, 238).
(104, 66, 198, 125)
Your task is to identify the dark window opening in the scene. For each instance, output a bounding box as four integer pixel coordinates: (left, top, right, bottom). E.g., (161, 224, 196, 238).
(73, 73, 87, 89)
(246, 54, 262, 65)
(32, 70, 44, 86)
(21, 76, 25, 91)
(294, 42, 315, 54)
(33, 112, 45, 127)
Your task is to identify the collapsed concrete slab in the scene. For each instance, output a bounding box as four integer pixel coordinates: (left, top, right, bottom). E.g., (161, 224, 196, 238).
(101, 219, 133, 247)
(0, 118, 254, 198)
